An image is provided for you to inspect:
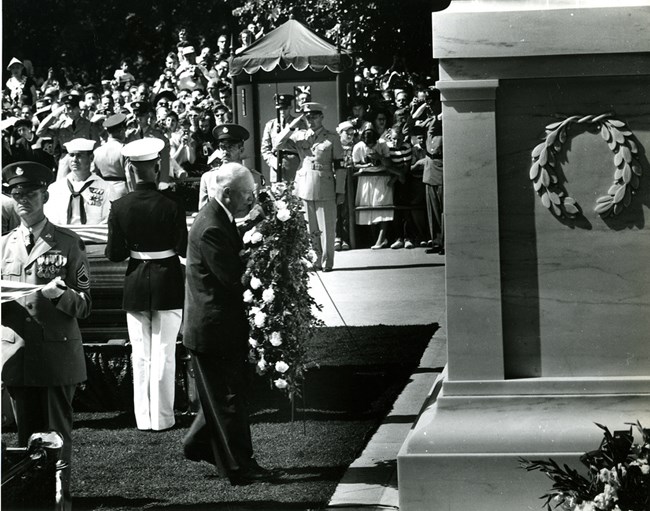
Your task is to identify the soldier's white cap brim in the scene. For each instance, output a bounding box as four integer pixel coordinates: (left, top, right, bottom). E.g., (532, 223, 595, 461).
(64, 138, 96, 153)
(122, 138, 165, 161)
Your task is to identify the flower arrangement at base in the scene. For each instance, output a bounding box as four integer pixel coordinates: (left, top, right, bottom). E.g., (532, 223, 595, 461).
(520, 421, 649, 511)
(241, 181, 323, 400)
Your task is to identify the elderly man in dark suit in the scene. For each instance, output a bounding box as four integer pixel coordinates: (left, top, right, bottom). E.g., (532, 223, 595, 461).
(105, 138, 187, 431)
(183, 162, 274, 485)
(1, 161, 92, 502)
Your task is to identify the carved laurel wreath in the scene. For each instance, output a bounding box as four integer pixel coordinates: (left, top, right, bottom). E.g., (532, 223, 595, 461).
(530, 114, 642, 217)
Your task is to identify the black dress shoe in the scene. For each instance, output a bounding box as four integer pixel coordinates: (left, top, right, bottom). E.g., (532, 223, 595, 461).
(184, 444, 215, 465)
(230, 465, 277, 485)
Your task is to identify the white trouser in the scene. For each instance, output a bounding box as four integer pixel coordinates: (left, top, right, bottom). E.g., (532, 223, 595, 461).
(126, 309, 182, 431)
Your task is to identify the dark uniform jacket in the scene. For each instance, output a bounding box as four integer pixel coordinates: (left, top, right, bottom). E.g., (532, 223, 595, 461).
(183, 199, 248, 359)
(1, 221, 91, 386)
(105, 182, 187, 311)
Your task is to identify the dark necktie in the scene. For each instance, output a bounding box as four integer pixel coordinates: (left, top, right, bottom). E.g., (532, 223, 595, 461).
(67, 180, 94, 224)
(25, 232, 35, 254)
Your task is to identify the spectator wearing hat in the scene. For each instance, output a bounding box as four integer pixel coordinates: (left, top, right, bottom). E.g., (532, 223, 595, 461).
(213, 103, 233, 126)
(277, 102, 345, 272)
(153, 89, 177, 112)
(105, 138, 187, 431)
(199, 123, 262, 209)
(1, 160, 92, 503)
(176, 46, 209, 92)
(4, 58, 37, 106)
(261, 93, 302, 182)
(92, 113, 131, 198)
(125, 101, 172, 190)
(44, 138, 114, 225)
(36, 93, 102, 180)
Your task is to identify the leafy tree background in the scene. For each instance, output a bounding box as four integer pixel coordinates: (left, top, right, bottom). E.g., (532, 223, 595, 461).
(3, 0, 449, 83)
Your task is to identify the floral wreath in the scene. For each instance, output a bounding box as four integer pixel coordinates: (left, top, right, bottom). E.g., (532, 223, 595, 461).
(521, 421, 649, 511)
(530, 114, 643, 218)
(241, 181, 323, 400)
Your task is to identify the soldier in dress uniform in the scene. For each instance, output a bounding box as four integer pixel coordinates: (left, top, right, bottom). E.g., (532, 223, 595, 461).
(105, 138, 187, 431)
(44, 138, 115, 225)
(92, 113, 131, 198)
(199, 124, 264, 210)
(276, 102, 345, 272)
(1, 161, 92, 504)
(260, 93, 301, 183)
(125, 101, 172, 190)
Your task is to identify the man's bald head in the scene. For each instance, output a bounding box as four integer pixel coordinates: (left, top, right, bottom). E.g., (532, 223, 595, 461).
(214, 162, 256, 218)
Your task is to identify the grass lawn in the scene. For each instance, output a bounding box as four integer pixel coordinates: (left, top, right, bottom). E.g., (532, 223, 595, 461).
(3, 324, 439, 511)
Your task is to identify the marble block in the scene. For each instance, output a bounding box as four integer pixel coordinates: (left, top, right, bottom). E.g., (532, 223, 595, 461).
(398, 1, 650, 509)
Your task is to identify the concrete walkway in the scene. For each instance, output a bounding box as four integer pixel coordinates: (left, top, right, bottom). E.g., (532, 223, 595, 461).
(306, 247, 447, 510)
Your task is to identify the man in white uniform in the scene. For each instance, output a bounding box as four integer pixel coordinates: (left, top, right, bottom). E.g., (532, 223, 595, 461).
(44, 138, 114, 225)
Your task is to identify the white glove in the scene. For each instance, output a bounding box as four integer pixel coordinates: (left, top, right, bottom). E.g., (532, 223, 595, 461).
(158, 181, 171, 191)
(41, 277, 66, 300)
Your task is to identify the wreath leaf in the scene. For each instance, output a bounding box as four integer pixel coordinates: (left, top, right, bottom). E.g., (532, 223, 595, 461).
(600, 124, 610, 141)
(530, 115, 642, 218)
(595, 201, 613, 214)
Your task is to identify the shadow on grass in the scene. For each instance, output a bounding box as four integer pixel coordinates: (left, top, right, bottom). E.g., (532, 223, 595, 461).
(3, 324, 441, 511)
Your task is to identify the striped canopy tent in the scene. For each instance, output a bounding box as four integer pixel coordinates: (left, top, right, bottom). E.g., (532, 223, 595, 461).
(229, 19, 351, 76)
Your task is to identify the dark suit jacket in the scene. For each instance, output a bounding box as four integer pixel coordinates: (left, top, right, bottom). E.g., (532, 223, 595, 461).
(422, 120, 443, 186)
(105, 182, 187, 311)
(1, 221, 91, 386)
(183, 199, 248, 359)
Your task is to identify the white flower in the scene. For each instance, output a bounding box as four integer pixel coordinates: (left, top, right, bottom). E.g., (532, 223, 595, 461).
(248, 337, 258, 348)
(249, 306, 261, 316)
(301, 257, 313, 268)
(254, 311, 267, 328)
(271, 182, 287, 195)
(307, 249, 317, 262)
(276, 208, 291, 222)
(275, 360, 289, 373)
(242, 229, 254, 244)
(269, 331, 282, 346)
(274, 378, 288, 389)
(243, 289, 254, 303)
(251, 231, 263, 244)
(262, 287, 275, 303)
(250, 276, 262, 290)
(275, 200, 288, 210)
(257, 357, 267, 373)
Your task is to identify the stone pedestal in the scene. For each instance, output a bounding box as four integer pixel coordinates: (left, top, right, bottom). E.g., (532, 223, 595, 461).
(398, 1, 650, 509)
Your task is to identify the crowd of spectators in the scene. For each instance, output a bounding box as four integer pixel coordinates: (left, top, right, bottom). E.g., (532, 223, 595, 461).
(2, 24, 444, 252)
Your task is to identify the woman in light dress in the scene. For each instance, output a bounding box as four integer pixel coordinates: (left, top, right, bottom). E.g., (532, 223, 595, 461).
(353, 128, 395, 249)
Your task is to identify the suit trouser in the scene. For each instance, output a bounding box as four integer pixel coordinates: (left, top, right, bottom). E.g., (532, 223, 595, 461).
(7, 385, 76, 493)
(183, 349, 254, 479)
(303, 198, 337, 270)
(425, 184, 444, 246)
(126, 309, 182, 430)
